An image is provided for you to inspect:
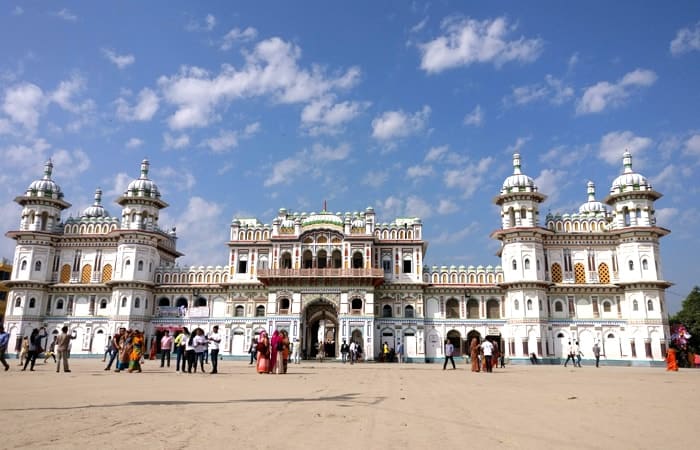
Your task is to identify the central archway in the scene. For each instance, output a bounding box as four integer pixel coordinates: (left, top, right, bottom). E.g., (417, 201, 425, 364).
(302, 299, 339, 359)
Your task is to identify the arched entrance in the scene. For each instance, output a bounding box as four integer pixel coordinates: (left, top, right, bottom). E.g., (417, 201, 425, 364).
(302, 299, 339, 359)
(446, 330, 462, 356)
(351, 328, 364, 359)
(466, 330, 481, 355)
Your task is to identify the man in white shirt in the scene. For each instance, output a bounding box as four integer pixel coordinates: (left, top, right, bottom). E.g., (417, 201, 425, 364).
(443, 340, 456, 370)
(207, 325, 222, 374)
(480, 338, 494, 373)
(564, 341, 577, 367)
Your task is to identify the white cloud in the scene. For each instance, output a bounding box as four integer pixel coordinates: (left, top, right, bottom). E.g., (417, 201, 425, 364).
(125, 138, 143, 149)
(220, 27, 258, 50)
(53, 8, 77, 22)
(654, 207, 678, 229)
(310, 143, 351, 162)
(670, 22, 700, 56)
(599, 130, 652, 165)
(506, 136, 531, 154)
(105, 172, 131, 198)
(0, 118, 12, 135)
(506, 75, 573, 106)
(163, 132, 190, 150)
(539, 144, 591, 167)
(419, 16, 543, 73)
(410, 17, 429, 33)
(50, 75, 94, 115)
(463, 104, 483, 126)
(202, 130, 238, 153)
(265, 157, 304, 187)
(12, 6, 23, 15)
(444, 157, 494, 198)
(371, 105, 430, 141)
(51, 148, 91, 176)
(361, 170, 389, 188)
(683, 134, 700, 156)
(153, 166, 196, 192)
(576, 68, 657, 115)
(102, 48, 135, 69)
(377, 195, 432, 220)
(186, 13, 216, 32)
(568, 52, 579, 70)
(405, 195, 432, 219)
(406, 164, 434, 179)
(425, 145, 448, 162)
(243, 122, 260, 136)
(115, 88, 159, 121)
(437, 199, 458, 215)
(169, 196, 226, 265)
(430, 223, 479, 244)
(301, 96, 369, 135)
(158, 37, 361, 129)
(534, 169, 568, 204)
(2, 82, 44, 129)
(0, 139, 52, 181)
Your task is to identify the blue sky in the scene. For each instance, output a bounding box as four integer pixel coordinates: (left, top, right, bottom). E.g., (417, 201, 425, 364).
(1, 1, 699, 312)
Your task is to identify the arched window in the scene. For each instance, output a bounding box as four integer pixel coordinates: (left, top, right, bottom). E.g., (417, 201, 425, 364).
(14, 297, 21, 308)
(279, 298, 290, 312)
(302, 250, 313, 269)
(647, 299, 653, 311)
(352, 252, 364, 269)
(255, 305, 265, 317)
(317, 249, 327, 269)
(175, 297, 188, 308)
(402, 254, 413, 274)
(100, 299, 108, 309)
(20, 260, 27, 270)
(137, 260, 144, 271)
(554, 301, 563, 312)
(57, 299, 64, 309)
(602, 301, 611, 313)
(486, 299, 500, 318)
(526, 299, 533, 310)
(524, 259, 530, 270)
(332, 250, 342, 269)
(351, 298, 362, 311)
(445, 298, 459, 318)
(121, 297, 127, 307)
(194, 297, 207, 307)
(642, 259, 648, 270)
(633, 299, 639, 311)
(628, 260, 634, 271)
(280, 252, 292, 269)
(512, 260, 517, 270)
(34, 261, 42, 271)
(158, 297, 170, 307)
(134, 297, 140, 308)
(235, 305, 245, 317)
(404, 305, 414, 318)
(382, 304, 392, 318)
(514, 300, 519, 310)
(29, 298, 36, 308)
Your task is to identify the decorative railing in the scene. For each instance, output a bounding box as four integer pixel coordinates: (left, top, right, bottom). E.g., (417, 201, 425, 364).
(257, 268, 384, 278)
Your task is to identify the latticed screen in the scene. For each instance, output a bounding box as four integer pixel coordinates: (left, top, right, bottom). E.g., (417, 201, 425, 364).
(60, 264, 71, 283)
(102, 264, 112, 282)
(551, 263, 563, 283)
(574, 263, 586, 283)
(598, 263, 610, 284)
(81, 264, 92, 283)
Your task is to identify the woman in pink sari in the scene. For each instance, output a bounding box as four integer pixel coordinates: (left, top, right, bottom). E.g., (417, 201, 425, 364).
(269, 330, 281, 374)
(256, 332, 270, 374)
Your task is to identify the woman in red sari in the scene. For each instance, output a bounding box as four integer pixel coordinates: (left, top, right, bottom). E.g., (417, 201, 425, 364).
(256, 332, 270, 374)
(269, 330, 281, 374)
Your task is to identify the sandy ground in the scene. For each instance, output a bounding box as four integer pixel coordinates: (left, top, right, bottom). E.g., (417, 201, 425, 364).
(1, 358, 697, 450)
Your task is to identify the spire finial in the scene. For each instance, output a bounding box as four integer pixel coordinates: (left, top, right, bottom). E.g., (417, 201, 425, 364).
(94, 187, 103, 205)
(513, 153, 522, 175)
(623, 150, 633, 174)
(43, 159, 53, 180)
(587, 181, 596, 202)
(140, 158, 150, 179)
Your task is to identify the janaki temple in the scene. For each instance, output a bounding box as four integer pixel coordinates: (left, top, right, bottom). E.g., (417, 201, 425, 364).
(2, 152, 671, 365)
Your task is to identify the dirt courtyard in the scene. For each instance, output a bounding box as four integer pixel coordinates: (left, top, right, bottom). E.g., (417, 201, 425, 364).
(1, 358, 697, 449)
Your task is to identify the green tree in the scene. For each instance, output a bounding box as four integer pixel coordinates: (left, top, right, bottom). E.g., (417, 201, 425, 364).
(670, 286, 700, 353)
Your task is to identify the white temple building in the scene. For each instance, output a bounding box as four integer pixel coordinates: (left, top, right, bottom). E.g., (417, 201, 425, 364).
(2, 152, 671, 365)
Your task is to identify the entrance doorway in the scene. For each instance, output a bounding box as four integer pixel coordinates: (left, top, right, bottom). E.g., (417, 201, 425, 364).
(303, 299, 339, 359)
(351, 328, 364, 359)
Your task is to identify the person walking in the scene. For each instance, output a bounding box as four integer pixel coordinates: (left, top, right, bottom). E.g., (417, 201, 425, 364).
(349, 340, 357, 365)
(249, 338, 258, 365)
(22, 327, 47, 371)
(104, 330, 121, 370)
(443, 339, 456, 370)
(193, 328, 208, 373)
(469, 338, 480, 372)
(340, 340, 350, 363)
(208, 325, 221, 374)
(564, 341, 577, 367)
(592, 342, 601, 368)
(480, 338, 494, 373)
(575, 341, 583, 367)
(160, 330, 173, 368)
(18, 336, 28, 367)
(175, 327, 189, 373)
(292, 338, 301, 364)
(55, 326, 75, 373)
(396, 341, 404, 364)
(0, 325, 11, 371)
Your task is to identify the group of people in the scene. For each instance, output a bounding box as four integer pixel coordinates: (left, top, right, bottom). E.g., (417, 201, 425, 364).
(254, 330, 291, 374)
(103, 328, 146, 373)
(465, 337, 502, 372)
(341, 340, 364, 364)
(563, 341, 585, 368)
(2, 325, 76, 373)
(164, 326, 222, 374)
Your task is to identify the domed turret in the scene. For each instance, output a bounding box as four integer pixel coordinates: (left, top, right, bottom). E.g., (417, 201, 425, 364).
(116, 158, 169, 230)
(25, 160, 64, 200)
(82, 188, 110, 218)
(610, 151, 651, 194)
(501, 153, 537, 194)
(124, 159, 161, 199)
(578, 181, 608, 215)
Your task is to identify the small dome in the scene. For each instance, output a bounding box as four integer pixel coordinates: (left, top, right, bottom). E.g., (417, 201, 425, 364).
(124, 159, 161, 199)
(352, 218, 365, 228)
(82, 188, 110, 218)
(501, 153, 537, 194)
(302, 211, 343, 227)
(26, 160, 64, 199)
(610, 151, 651, 194)
(578, 181, 608, 214)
